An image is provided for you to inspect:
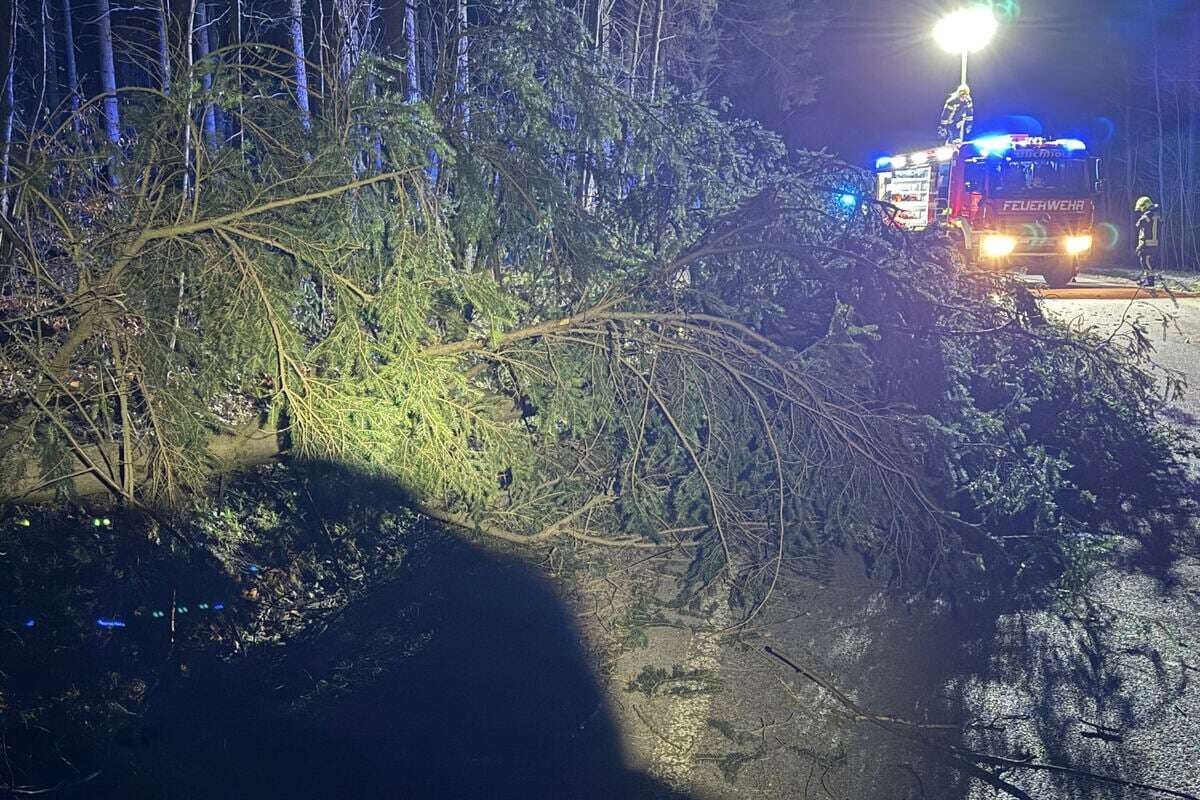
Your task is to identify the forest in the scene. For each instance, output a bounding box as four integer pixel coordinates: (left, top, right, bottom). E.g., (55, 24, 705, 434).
(0, 0, 1196, 797)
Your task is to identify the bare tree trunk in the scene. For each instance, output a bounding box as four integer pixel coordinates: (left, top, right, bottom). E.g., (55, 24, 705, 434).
(454, 0, 468, 128)
(1150, 2, 1167, 265)
(235, 0, 244, 150)
(648, 0, 664, 103)
(405, 0, 419, 101)
(580, 0, 613, 210)
(156, 0, 170, 94)
(420, 0, 434, 97)
(96, 0, 122, 146)
(629, 0, 645, 97)
(182, 0, 196, 196)
(0, 0, 16, 216)
(195, 0, 218, 149)
(1187, 8, 1200, 268)
(173, 0, 197, 349)
(289, 0, 312, 131)
(598, 0, 612, 62)
(1174, 82, 1187, 269)
(60, 0, 79, 133)
(317, 0, 325, 99)
(43, 0, 62, 122)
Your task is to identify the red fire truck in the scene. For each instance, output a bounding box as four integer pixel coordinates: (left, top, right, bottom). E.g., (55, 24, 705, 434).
(874, 134, 1102, 287)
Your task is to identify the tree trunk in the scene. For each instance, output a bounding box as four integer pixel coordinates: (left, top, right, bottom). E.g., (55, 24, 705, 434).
(405, 0, 419, 101)
(156, 0, 171, 95)
(648, 0, 665, 103)
(234, 0, 244, 149)
(455, 0, 468, 128)
(1150, 2, 1166, 265)
(1, 0, 18, 216)
(289, 0, 312, 131)
(43, 0, 62, 123)
(96, 0, 122, 146)
(629, 0, 645, 97)
(60, 0, 79, 133)
(195, 0, 218, 149)
(1187, 8, 1199, 268)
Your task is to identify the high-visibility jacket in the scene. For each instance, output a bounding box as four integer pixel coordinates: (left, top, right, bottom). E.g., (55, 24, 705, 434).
(1136, 206, 1161, 250)
(938, 92, 974, 143)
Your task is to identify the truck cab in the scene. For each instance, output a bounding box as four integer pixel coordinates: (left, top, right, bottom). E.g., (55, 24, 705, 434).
(875, 135, 1101, 287)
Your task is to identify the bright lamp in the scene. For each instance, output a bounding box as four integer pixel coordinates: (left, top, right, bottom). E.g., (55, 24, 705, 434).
(933, 7, 998, 55)
(981, 234, 1016, 258)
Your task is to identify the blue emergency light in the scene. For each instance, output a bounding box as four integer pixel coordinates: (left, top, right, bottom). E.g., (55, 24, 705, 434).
(972, 135, 1014, 156)
(839, 193, 858, 208)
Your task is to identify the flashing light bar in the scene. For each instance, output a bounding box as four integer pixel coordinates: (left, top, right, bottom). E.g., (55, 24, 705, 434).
(876, 135, 1087, 171)
(973, 135, 1014, 156)
(967, 134, 1088, 157)
(876, 145, 956, 171)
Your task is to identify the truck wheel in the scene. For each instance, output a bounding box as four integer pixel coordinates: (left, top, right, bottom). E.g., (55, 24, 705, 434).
(1042, 261, 1076, 289)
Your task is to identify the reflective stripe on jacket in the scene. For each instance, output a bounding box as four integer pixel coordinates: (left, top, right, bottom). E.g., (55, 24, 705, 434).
(1136, 207, 1161, 249)
(939, 93, 974, 140)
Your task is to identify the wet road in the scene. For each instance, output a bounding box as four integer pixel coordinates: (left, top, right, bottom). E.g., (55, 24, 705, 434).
(1034, 270, 1200, 426)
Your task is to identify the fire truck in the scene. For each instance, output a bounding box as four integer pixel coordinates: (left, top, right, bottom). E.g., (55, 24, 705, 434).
(874, 134, 1102, 287)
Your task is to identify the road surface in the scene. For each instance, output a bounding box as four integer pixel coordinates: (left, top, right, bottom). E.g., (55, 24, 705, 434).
(607, 267, 1200, 800)
(1034, 270, 1200, 426)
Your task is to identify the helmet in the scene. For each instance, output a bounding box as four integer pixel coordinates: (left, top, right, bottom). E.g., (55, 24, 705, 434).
(957, 84, 970, 95)
(1134, 196, 1153, 212)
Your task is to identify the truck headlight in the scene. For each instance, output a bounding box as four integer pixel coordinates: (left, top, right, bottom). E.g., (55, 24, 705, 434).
(981, 234, 1016, 258)
(1064, 235, 1093, 254)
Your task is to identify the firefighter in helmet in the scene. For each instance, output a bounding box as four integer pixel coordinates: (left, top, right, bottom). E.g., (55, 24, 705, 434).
(1133, 195, 1161, 286)
(938, 84, 974, 145)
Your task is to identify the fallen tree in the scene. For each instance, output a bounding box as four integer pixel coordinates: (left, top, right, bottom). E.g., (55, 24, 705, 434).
(0, 5, 1189, 612)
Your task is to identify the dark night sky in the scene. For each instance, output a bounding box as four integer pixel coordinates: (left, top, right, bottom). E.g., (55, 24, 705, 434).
(784, 0, 1184, 166)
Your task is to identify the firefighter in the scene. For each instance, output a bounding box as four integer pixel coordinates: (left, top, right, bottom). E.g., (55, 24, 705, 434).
(1133, 195, 1161, 286)
(938, 84, 974, 144)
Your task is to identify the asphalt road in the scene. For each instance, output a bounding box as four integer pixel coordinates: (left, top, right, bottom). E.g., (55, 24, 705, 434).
(956, 269, 1200, 799)
(1034, 270, 1200, 426)
(618, 267, 1200, 800)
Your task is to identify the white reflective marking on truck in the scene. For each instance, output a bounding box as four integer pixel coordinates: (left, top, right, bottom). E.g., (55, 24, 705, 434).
(1000, 200, 1087, 212)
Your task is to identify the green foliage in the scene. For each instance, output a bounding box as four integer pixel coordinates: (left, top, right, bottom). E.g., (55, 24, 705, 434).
(625, 664, 722, 699)
(0, 0, 1187, 612)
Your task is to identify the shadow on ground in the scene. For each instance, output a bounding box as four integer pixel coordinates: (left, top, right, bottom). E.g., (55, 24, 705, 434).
(692, 502, 1200, 799)
(22, 465, 687, 800)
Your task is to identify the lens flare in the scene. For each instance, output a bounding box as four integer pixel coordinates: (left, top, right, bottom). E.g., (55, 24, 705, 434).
(1064, 235, 1093, 254)
(1097, 223, 1121, 252)
(981, 235, 1016, 258)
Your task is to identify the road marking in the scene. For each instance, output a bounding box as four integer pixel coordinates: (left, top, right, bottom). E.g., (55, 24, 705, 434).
(1034, 286, 1200, 300)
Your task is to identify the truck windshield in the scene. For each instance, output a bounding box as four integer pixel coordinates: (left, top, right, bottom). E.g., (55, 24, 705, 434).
(987, 158, 1089, 197)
